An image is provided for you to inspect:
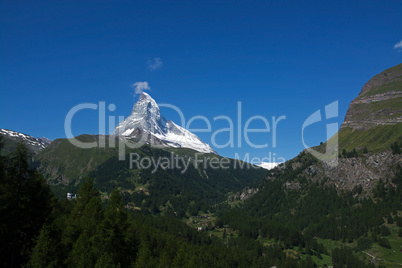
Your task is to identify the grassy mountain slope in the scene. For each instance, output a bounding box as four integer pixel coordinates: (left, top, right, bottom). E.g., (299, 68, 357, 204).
(34, 135, 118, 186)
(338, 123, 402, 152)
(34, 134, 267, 215)
(356, 63, 402, 99)
(337, 63, 402, 152)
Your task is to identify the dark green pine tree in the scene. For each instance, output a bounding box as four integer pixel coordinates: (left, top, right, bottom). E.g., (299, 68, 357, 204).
(391, 141, 401, 154)
(93, 188, 132, 266)
(28, 224, 59, 267)
(66, 178, 104, 267)
(0, 141, 54, 267)
(134, 241, 156, 268)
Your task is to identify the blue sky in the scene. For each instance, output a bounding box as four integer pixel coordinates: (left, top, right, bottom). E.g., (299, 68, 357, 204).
(1, 0, 401, 162)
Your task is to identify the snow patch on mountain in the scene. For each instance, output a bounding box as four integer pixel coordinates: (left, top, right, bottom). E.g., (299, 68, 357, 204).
(257, 162, 280, 170)
(0, 129, 52, 150)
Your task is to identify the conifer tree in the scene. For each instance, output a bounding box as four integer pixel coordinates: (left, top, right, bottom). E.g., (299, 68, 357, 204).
(0, 142, 54, 267)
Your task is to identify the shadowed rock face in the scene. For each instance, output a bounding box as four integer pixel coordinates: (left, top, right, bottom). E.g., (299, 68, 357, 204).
(341, 63, 402, 131)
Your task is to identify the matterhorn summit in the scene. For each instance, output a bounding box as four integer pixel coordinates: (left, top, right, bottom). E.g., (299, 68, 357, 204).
(114, 92, 216, 154)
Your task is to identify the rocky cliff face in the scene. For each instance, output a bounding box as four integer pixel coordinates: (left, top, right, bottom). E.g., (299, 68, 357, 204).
(228, 187, 259, 201)
(293, 150, 402, 192)
(341, 63, 402, 131)
(323, 151, 402, 191)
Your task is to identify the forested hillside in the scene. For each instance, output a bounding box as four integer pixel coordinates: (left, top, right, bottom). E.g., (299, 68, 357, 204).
(34, 135, 267, 217)
(216, 146, 402, 267)
(3, 140, 392, 267)
(0, 140, 316, 267)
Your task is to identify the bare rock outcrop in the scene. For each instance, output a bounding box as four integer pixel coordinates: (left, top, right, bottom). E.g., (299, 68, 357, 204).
(229, 187, 259, 201)
(322, 151, 402, 191)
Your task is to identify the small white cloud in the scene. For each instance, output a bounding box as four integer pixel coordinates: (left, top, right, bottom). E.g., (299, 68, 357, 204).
(131, 81, 150, 95)
(147, 57, 163, 71)
(394, 40, 402, 50)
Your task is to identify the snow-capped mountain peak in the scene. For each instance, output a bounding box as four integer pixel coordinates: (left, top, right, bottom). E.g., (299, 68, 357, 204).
(257, 162, 281, 170)
(132, 92, 161, 117)
(114, 93, 216, 154)
(0, 129, 52, 154)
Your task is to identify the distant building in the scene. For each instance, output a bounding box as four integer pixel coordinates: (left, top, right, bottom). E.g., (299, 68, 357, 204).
(67, 193, 76, 199)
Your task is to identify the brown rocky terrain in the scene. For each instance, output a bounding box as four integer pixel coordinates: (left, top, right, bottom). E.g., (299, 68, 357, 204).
(281, 149, 402, 192)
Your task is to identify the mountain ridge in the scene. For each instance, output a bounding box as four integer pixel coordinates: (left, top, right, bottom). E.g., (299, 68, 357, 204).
(0, 128, 52, 155)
